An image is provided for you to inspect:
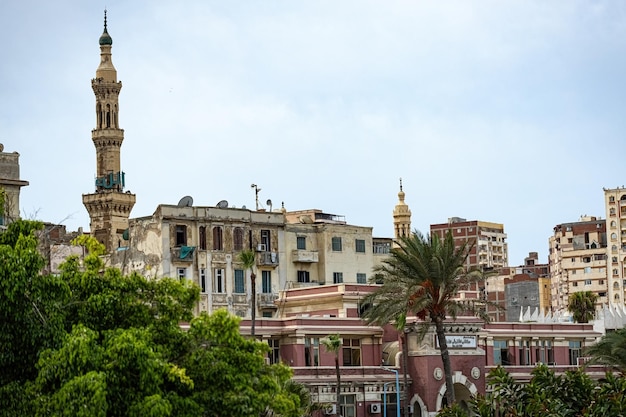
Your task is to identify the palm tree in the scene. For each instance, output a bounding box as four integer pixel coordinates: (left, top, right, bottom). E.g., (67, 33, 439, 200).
(363, 230, 490, 407)
(568, 291, 598, 323)
(321, 334, 342, 417)
(238, 249, 257, 336)
(585, 327, 626, 372)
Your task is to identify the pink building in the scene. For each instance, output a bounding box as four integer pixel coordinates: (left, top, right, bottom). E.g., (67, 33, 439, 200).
(240, 284, 604, 417)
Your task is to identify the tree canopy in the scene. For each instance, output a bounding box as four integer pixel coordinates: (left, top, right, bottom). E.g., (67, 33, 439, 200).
(0, 220, 303, 417)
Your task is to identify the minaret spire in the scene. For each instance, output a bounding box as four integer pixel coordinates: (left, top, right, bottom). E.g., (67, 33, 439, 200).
(83, 12, 136, 252)
(393, 177, 412, 243)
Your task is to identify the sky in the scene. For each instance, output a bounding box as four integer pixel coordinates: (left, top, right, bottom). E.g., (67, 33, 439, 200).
(1, 1, 625, 266)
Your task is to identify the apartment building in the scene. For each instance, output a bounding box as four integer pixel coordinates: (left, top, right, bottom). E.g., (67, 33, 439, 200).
(604, 187, 626, 305)
(548, 216, 607, 312)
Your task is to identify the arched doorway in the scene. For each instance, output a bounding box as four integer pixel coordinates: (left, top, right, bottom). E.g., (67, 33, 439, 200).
(435, 372, 478, 412)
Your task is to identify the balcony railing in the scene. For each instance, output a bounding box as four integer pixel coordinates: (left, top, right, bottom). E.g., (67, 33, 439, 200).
(291, 250, 319, 263)
(257, 293, 278, 308)
(257, 252, 279, 267)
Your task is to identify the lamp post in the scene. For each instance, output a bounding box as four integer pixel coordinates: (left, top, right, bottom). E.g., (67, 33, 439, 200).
(382, 367, 401, 417)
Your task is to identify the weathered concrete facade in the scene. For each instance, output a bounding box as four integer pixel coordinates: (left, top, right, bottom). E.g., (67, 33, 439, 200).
(604, 187, 626, 306)
(113, 204, 287, 318)
(0, 143, 29, 224)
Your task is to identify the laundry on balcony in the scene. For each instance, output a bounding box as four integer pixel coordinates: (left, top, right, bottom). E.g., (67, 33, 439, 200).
(180, 245, 195, 259)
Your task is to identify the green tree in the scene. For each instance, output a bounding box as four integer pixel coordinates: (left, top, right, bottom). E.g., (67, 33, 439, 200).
(321, 334, 342, 417)
(238, 249, 257, 336)
(568, 291, 598, 323)
(586, 327, 626, 372)
(363, 230, 489, 407)
(183, 309, 299, 417)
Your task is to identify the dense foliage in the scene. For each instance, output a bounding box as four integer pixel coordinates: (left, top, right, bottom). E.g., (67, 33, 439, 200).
(0, 220, 304, 416)
(436, 364, 626, 417)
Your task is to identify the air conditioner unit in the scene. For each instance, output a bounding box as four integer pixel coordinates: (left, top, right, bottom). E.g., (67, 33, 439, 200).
(370, 403, 382, 414)
(324, 404, 337, 415)
(257, 244, 266, 252)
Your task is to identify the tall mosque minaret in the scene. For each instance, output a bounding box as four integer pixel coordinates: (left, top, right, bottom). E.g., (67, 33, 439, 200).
(393, 178, 411, 241)
(82, 11, 136, 252)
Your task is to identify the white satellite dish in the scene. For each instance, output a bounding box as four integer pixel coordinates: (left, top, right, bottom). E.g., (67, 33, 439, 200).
(216, 200, 229, 208)
(178, 196, 193, 207)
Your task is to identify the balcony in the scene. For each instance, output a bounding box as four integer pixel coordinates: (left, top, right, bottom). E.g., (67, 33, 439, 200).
(257, 293, 278, 308)
(170, 246, 195, 262)
(257, 251, 279, 267)
(291, 250, 319, 263)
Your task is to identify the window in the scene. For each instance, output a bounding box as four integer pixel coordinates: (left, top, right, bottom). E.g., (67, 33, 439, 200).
(261, 229, 271, 251)
(612, 233, 618, 240)
(584, 279, 592, 286)
(333, 272, 343, 284)
(493, 340, 510, 365)
(342, 338, 361, 366)
(233, 227, 244, 251)
(518, 339, 531, 365)
(611, 220, 617, 227)
(199, 226, 207, 250)
(234, 269, 245, 293)
(332, 237, 342, 251)
(297, 270, 310, 283)
(175, 225, 187, 246)
(297, 236, 306, 250)
(613, 257, 618, 263)
(214, 268, 225, 293)
(262, 270, 272, 293)
(305, 337, 319, 367)
(355, 239, 366, 253)
(356, 273, 367, 284)
(535, 340, 554, 364)
(200, 268, 206, 293)
(340, 394, 356, 417)
(571, 270, 577, 275)
(213, 227, 223, 250)
(610, 196, 615, 202)
(373, 241, 390, 254)
(268, 339, 280, 364)
(177, 268, 186, 281)
(573, 282, 578, 287)
(584, 267, 591, 274)
(569, 341, 582, 365)
(262, 311, 273, 318)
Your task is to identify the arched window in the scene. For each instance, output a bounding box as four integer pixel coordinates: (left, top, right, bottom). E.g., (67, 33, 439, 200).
(199, 226, 207, 250)
(213, 227, 223, 251)
(614, 281, 620, 289)
(611, 221, 617, 227)
(233, 227, 244, 251)
(609, 196, 615, 202)
(106, 104, 111, 128)
(611, 233, 618, 240)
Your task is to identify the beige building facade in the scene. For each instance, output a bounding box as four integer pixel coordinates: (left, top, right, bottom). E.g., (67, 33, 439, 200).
(114, 203, 287, 318)
(283, 209, 387, 292)
(604, 187, 626, 305)
(548, 216, 607, 312)
(0, 143, 29, 225)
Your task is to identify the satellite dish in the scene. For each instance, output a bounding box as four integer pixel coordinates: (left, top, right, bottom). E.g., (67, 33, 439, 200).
(177, 196, 193, 207)
(216, 200, 229, 208)
(242, 205, 247, 209)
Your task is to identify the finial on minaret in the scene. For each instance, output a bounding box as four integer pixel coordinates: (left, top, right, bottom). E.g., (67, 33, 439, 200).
(104, 9, 108, 31)
(399, 177, 403, 192)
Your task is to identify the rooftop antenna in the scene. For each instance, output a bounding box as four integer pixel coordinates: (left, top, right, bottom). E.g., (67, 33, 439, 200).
(251, 184, 261, 210)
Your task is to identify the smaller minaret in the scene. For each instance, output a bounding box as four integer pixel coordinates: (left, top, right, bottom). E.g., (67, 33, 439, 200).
(393, 178, 412, 242)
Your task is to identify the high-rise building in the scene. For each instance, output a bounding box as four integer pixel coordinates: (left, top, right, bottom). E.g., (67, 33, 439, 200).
(548, 216, 607, 312)
(430, 217, 508, 270)
(604, 187, 626, 305)
(82, 12, 136, 252)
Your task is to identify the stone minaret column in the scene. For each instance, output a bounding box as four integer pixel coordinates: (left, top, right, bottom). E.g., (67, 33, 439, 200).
(393, 178, 412, 243)
(82, 11, 136, 252)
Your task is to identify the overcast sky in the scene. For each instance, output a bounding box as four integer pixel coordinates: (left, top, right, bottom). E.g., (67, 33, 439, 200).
(2, 1, 625, 265)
